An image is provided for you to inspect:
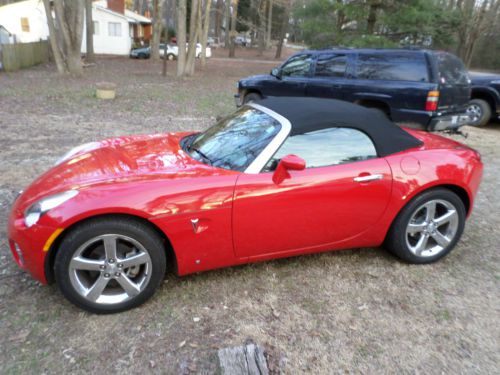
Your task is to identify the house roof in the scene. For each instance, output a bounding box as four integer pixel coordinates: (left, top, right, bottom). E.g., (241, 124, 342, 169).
(124, 10, 151, 24)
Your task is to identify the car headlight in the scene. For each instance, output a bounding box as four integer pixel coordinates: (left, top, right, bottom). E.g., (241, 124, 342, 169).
(24, 190, 78, 228)
(54, 142, 100, 166)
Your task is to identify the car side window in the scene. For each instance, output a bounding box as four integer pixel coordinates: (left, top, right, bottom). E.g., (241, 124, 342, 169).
(281, 54, 313, 78)
(436, 53, 469, 85)
(356, 53, 429, 82)
(314, 54, 347, 78)
(265, 128, 377, 170)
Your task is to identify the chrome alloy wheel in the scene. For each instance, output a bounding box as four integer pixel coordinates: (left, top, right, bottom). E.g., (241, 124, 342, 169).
(405, 199, 459, 257)
(466, 103, 482, 123)
(69, 234, 153, 305)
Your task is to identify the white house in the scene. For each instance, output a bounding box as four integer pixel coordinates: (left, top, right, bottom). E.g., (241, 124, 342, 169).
(0, 0, 151, 55)
(0, 0, 48, 43)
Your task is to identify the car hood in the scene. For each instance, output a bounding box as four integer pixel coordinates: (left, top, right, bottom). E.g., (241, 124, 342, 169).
(20, 133, 234, 204)
(240, 74, 274, 84)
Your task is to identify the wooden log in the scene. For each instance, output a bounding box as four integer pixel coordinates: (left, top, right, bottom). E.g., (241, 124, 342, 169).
(218, 343, 269, 375)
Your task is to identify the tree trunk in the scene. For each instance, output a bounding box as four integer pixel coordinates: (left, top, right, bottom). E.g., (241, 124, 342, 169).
(228, 0, 238, 57)
(177, 0, 187, 76)
(85, 0, 95, 63)
(275, 2, 289, 59)
(224, 0, 231, 47)
(366, 0, 381, 35)
(44, 0, 84, 75)
(42, 0, 66, 73)
(265, 0, 273, 48)
(215, 0, 223, 39)
(151, 0, 162, 60)
(257, 0, 266, 56)
(186, 0, 200, 75)
(162, 40, 168, 76)
(200, 0, 212, 67)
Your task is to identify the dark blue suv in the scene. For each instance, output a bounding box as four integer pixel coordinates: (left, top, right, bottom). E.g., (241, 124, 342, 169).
(235, 49, 471, 131)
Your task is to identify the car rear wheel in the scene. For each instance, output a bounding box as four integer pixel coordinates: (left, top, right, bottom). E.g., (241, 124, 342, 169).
(385, 188, 465, 264)
(54, 217, 166, 314)
(243, 93, 262, 104)
(466, 99, 491, 127)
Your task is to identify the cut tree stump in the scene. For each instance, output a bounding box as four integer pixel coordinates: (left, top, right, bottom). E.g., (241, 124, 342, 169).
(218, 343, 269, 375)
(95, 82, 116, 99)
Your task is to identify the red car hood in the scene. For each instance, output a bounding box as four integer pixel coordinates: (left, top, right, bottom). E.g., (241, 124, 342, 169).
(21, 132, 231, 204)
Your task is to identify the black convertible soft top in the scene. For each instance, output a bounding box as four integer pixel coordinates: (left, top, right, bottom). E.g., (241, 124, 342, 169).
(255, 97, 423, 157)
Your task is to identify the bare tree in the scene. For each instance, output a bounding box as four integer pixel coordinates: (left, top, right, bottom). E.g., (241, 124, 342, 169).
(200, 0, 212, 67)
(85, 0, 95, 63)
(42, 0, 85, 74)
(275, 0, 289, 59)
(266, 0, 273, 48)
(225, 0, 231, 47)
(151, 0, 165, 60)
(177, 0, 187, 76)
(185, 0, 201, 75)
(229, 0, 238, 57)
(257, 0, 266, 55)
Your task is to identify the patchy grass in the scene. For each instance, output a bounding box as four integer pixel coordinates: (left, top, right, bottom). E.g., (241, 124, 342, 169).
(0, 54, 499, 374)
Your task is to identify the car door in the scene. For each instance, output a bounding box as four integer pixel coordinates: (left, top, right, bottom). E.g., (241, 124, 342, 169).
(232, 127, 392, 258)
(266, 54, 314, 97)
(305, 53, 348, 99)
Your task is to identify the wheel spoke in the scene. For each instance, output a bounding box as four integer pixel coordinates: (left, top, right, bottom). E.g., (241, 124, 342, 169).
(120, 252, 148, 269)
(413, 234, 430, 255)
(85, 276, 110, 302)
(70, 257, 105, 271)
(103, 235, 118, 260)
(431, 231, 451, 248)
(434, 210, 457, 227)
(407, 222, 426, 235)
(424, 201, 436, 222)
(116, 273, 141, 297)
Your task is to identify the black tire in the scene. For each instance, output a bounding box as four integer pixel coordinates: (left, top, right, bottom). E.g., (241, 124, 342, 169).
(54, 217, 166, 314)
(385, 188, 466, 264)
(243, 92, 262, 104)
(466, 99, 492, 127)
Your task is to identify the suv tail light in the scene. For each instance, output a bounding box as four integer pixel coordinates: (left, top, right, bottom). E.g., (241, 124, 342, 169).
(426, 91, 439, 111)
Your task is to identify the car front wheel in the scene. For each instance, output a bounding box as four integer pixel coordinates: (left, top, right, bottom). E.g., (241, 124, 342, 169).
(54, 217, 166, 314)
(466, 99, 491, 127)
(385, 188, 466, 264)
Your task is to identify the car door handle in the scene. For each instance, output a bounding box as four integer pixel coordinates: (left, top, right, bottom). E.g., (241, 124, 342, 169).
(353, 174, 383, 182)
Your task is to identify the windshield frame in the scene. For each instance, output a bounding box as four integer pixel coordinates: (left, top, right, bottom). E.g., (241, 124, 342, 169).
(185, 103, 292, 174)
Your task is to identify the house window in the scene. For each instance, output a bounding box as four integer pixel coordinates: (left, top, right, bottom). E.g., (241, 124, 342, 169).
(93, 21, 99, 35)
(108, 22, 122, 37)
(20, 17, 30, 32)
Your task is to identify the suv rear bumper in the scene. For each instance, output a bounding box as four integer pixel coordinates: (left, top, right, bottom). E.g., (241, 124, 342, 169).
(428, 113, 472, 131)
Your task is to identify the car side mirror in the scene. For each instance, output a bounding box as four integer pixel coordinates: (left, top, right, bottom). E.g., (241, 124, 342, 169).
(272, 154, 306, 184)
(271, 67, 282, 79)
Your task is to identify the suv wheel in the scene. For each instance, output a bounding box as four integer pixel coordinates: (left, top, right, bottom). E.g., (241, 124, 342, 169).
(243, 93, 262, 104)
(466, 99, 491, 127)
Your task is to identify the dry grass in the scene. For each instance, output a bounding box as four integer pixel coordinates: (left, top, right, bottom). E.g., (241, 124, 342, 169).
(0, 54, 499, 374)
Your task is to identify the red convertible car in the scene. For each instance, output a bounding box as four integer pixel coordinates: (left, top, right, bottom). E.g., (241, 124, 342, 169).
(8, 98, 483, 313)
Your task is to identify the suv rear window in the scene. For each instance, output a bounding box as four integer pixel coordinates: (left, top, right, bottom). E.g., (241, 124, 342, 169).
(436, 53, 469, 85)
(356, 53, 429, 82)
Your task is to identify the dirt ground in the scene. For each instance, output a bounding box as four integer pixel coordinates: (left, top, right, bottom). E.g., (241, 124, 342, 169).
(0, 52, 499, 374)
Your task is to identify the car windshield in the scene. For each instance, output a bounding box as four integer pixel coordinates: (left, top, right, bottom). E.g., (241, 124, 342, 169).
(185, 107, 282, 172)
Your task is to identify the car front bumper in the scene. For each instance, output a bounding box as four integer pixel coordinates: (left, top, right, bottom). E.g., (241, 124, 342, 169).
(234, 94, 242, 107)
(7, 208, 57, 284)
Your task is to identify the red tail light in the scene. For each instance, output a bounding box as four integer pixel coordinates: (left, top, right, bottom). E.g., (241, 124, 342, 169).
(426, 91, 439, 111)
